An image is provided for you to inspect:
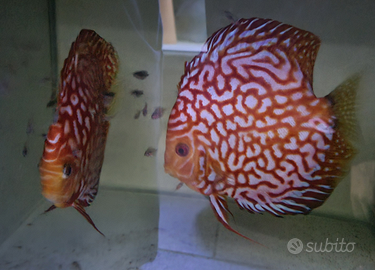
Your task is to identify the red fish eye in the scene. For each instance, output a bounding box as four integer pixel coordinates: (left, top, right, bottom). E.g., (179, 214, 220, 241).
(63, 163, 72, 177)
(175, 143, 189, 157)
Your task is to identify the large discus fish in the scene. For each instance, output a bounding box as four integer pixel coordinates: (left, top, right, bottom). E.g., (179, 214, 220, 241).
(164, 18, 359, 241)
(39, 29, 119, 235)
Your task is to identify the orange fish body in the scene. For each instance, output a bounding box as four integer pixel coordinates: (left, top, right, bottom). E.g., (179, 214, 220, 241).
(39, 30, 119, 234)
(164, 18, 359, 241)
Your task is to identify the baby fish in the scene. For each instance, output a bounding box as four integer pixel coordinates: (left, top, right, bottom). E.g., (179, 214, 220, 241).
(133, 70, 149, 80)
(151, 107, 165, 119)
(144, 147, 157, 157)
(142, 102, 148, 116)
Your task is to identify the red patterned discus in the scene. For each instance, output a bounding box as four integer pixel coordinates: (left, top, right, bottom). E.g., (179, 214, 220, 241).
(164, 18, 359, 242)
(39, 29, 119, 235)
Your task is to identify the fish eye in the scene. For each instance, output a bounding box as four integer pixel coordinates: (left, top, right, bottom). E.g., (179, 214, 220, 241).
(175, 143, 189, 157)
(63, 163, 72, 177)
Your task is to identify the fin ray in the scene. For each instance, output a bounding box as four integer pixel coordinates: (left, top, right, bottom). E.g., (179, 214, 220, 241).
(73, 202, 104, 236)
(326, 73, 361, 142)
(44, 205, 57, 213)
(209, 195, 265, 246)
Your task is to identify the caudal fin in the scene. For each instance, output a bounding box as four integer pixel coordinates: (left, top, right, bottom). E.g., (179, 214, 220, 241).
(209, 195, 265, 246)
(322, 74, 361, 187)
(326, 74, 361, 143)
(73, 202, 104, 236)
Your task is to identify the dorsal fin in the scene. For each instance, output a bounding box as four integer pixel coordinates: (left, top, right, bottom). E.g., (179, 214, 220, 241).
(61, 29, 119, 99)
(202, 18, 321, 83)
(73, 29, 119, 90)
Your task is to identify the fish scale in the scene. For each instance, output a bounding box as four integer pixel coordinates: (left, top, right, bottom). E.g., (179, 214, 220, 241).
(164, 18, 359, 242)
(39, 30, 119, 235)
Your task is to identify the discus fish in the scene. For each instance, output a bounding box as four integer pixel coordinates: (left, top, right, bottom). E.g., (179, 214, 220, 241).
(39, 29, 119, 235)
(164, 18, 359, 242)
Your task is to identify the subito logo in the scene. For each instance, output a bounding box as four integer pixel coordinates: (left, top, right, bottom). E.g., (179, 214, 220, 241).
(287, 238, 303, 254)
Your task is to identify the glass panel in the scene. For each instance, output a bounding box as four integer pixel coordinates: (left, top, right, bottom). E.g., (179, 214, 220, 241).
(1, 0, 374, 269)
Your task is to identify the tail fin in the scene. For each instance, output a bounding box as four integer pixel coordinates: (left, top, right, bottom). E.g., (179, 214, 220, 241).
(73, 202, 104, 236)
(326, 74, 361, 143)
(321, 74, 361, 187)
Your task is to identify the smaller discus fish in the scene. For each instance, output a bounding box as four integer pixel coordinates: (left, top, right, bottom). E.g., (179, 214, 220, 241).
(151, 107, 165, 119)
(142, 102, 148, 116)
(144, 147, 157, 157)
(134, 110, 141, 119)
(131, 90, 144, 97)
(133, 70, 149, 80)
